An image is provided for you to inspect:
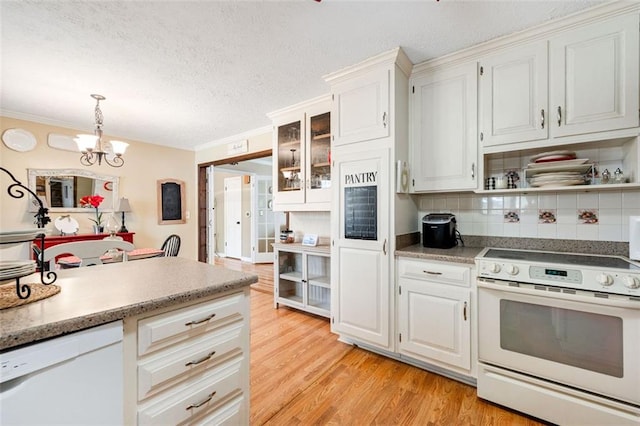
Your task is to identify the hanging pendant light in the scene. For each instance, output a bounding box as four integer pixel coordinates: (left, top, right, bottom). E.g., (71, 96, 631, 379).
(75, 94, 129, 168)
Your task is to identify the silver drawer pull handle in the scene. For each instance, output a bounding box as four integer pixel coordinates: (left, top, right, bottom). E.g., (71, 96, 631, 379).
(540, 108, 545, 129)
(423, 270, 442, 275)
(185, 313, 216, 326)
(186, 391, 217, 411)
(185, 350, 216, 367)
(557, 106, 562, 126)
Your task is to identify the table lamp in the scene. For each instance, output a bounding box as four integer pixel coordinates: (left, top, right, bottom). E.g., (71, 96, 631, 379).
(117, 197, 132, 233)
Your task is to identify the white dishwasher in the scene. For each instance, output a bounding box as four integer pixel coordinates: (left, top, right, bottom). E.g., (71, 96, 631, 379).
(1, 320, 123, 425)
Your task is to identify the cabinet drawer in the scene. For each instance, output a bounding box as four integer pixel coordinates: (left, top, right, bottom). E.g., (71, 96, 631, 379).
(398, 259, 471, 287)
(193, 393, 246, 425)
(138, 321, 244, 401)
(138, 355, 244, 425)
(138, 292, 245, 356)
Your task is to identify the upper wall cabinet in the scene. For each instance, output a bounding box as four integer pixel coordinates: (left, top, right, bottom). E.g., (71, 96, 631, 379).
(410, 61, 479, 192)
(480, 12, 639, 153)
(479, 41, 548, 147)
(325, 47, 412, 148)
(269, 96, 332, 211)
(550, 13, 639, 138)
(330, 66, 390, 146)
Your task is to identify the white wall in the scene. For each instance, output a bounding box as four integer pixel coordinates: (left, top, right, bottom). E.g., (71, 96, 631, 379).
(0, 117, 197, 259)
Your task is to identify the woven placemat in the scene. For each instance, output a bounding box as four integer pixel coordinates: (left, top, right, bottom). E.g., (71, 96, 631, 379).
(0, 282, 61, 310)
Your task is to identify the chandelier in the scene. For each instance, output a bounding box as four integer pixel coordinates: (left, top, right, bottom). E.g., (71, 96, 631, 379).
(75, 94, 128, 167)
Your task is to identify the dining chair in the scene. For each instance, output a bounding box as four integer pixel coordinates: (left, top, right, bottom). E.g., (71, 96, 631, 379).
(42, 240, 135, 269)
(31, 244, 49, 271)
(161, 234, 181, 257)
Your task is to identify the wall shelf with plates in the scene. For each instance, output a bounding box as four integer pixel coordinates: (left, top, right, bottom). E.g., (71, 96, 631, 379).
(479, 136, 639, 194)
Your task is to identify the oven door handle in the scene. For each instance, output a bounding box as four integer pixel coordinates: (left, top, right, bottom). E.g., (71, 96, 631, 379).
(477, 279, 640, 310)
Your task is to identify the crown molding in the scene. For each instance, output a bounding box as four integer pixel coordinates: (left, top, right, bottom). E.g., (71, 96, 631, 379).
(194, 125, 272, 151)
(412, 1, 640, 75)
(323, 46, 413, 85)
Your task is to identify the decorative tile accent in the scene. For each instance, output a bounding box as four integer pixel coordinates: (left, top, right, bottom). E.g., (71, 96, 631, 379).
(415, 190, 640, 242)
(538, 210, 557, 224)
(578, 209, 598, 224)
(504, 210, 520, 223)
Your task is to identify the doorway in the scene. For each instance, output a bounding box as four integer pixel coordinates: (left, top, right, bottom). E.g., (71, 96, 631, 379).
(198, 149, 285, 264)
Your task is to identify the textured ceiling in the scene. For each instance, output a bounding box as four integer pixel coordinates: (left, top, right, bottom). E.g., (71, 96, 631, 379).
(0, 0, 603, 151)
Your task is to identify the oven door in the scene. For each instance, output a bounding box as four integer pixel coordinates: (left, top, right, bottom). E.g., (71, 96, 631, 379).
(478, 279, 640, 406)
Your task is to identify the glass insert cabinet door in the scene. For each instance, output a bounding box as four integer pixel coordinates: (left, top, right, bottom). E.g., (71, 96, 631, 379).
(276, 120, 303, 195)
(308, 112, 331, 191)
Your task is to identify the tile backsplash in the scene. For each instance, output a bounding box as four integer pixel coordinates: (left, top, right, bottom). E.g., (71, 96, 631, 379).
(417, 189, 640, 242)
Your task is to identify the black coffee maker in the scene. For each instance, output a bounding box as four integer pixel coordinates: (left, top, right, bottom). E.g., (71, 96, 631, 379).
(422, 213, 457, 249)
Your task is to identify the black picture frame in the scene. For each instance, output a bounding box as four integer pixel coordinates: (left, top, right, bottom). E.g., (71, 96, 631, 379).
(157, 179, 186, 224)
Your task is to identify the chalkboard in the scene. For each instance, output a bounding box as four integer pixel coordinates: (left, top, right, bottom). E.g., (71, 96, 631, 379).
(344, 186, 377, 240)
(157, 179, 186, 224)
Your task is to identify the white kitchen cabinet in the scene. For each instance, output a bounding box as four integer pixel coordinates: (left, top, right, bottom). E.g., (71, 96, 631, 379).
(274, 243, 331, 318)
(269, 95, 331, 211)
(410, 61, 479, 192)
(397, 258, 474, 374)
(330, 66, 390, 146)
(326, 47, 413, 352)
(480, 40, 549, 147)
(123, 290, 250, 425)
(550, 13, 639, 138)
(480, 13, 639, 153)
(331, 147, 392, 349)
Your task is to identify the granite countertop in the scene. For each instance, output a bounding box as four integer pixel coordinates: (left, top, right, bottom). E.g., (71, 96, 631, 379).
(0, 257, 258, 351)
(395, 244, 483, 265)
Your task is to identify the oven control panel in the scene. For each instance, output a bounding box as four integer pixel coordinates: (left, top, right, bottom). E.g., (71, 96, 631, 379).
(477, 260, 640, 295)
(529, 266, 582, 284)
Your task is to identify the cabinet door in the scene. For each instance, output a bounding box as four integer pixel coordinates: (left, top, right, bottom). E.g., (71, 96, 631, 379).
(550, 13, 639, 137)
(480, 41, 548, 147)
(305, 253, 330, 317)
(305, 106, 332, 205)
(410, 61, 478, 192)
(331, 67, 390, 146)
(331, 148, 391, 349)
(274, 250, 304, 309)
(273, 114, 305, 206)
(399, 278, 471, 370)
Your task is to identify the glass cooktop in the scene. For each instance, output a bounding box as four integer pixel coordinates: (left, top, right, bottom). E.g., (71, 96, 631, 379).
(483, 248, 640, 271)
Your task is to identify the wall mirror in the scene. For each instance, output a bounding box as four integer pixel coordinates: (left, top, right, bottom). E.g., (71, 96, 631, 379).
(28, 168, 119, 212)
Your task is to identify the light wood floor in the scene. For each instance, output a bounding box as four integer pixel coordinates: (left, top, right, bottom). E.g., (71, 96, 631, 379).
(214, 257, 548, 426)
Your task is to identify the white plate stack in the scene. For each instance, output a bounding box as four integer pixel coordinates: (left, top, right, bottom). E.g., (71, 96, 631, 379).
(0, 260, 36, 281)
(0, 229, 43, 280)
(526, 150, 592, 188)
(0, 228, 43, 244)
